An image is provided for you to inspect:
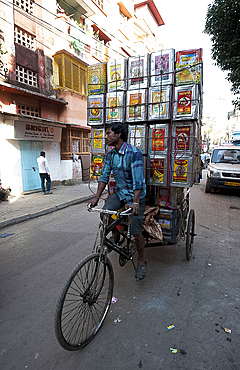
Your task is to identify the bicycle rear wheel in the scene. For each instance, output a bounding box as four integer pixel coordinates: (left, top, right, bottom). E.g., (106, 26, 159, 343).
(54, 253, 114, 350)
(186, 209, 195, 260)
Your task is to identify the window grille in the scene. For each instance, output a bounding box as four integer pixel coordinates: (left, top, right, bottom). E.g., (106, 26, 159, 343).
(18, 104, 39, 117)
(92, 0, 104, 11)
(119, 11, 128, 35)
(16, 65, 38, 87)
(53, 52, 87, 96)
(13, 0, 34, 14)
(14, 26, 36, 50)
(92, 39, 108, 62)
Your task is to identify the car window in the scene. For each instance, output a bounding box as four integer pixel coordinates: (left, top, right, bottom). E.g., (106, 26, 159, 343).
(212, 149, 240, 163)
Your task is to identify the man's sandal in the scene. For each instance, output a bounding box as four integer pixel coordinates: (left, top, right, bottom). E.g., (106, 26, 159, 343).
(135, 262, 147, 282)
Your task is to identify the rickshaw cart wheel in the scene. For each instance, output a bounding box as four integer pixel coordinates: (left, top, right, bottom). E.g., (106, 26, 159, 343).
(186, 209, 195, 260)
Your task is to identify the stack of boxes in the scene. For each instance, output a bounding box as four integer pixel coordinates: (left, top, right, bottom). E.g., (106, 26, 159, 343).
(87, 48, 203, 243)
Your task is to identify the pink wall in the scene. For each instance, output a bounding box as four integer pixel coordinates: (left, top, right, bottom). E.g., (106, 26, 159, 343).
(41, 102, 60, 121)
(58, 91, 88, 127)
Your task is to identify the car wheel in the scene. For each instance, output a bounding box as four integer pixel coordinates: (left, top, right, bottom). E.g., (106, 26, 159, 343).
(205, 177, 211, 193)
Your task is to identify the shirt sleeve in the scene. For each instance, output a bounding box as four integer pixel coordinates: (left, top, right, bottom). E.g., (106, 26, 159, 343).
(99, 152, 112, 183)
(44, 159, 50, 173)
(131, 150, 145, 190)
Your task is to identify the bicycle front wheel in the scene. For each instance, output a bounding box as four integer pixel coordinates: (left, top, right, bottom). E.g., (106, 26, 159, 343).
(54, 253, 114, 350)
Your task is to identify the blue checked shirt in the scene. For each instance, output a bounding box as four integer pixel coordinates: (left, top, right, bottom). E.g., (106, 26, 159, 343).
(99, 142, 146, 205)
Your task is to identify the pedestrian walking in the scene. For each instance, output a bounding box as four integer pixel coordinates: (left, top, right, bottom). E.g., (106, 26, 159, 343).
(37, 151, 52, 194)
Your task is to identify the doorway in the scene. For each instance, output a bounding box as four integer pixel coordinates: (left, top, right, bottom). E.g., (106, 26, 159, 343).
(20, 141, 43, 191)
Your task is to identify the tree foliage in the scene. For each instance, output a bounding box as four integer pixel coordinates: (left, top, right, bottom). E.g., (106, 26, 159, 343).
(204, 0, 240, 106)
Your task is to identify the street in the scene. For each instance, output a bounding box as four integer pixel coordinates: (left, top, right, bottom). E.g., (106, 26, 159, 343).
(1, 171, 240, 370)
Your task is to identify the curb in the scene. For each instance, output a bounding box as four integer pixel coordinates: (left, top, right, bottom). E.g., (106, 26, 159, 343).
(0, 195, 94, 231)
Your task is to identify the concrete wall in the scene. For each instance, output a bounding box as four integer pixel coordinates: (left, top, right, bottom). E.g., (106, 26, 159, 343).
(60, 160, 82, 183)
(42, 141, 61, 181)
(0, 118, 22, 194)
(58, 91, 87, 126)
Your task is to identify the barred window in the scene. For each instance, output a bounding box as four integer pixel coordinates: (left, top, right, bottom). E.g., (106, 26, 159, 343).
(18, 104, 39, 117)
(14, 26, 36, 50)
(16, 65, 38, 87)
(13, 0, 34, 14)
(92, 0, 104, 11)
(53, 52, 87, 96)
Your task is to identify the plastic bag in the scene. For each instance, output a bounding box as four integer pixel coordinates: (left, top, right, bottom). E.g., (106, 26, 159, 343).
(143, 206, 163, 241)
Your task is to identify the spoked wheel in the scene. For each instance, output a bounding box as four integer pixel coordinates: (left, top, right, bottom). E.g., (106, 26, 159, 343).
(54, 253, 114, 351)
(186, 209, 195, 260)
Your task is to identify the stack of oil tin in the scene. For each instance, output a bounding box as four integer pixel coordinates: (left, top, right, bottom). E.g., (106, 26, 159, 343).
(87, 48, 203, 243)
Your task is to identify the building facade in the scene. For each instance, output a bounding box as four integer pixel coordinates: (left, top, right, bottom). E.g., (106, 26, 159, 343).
(0, 0, 164, 194)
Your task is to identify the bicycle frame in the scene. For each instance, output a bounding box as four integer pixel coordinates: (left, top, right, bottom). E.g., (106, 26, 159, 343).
(89, 206, 136, 265)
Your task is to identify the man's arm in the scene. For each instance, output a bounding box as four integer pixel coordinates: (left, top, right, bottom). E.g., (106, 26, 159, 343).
(90, 181, 107, 207)
(44, 158, 50, 175)
(129, 189, 141, 215)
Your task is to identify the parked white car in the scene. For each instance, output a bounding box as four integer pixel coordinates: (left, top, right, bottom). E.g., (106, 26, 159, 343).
(205, 146, 240, 193)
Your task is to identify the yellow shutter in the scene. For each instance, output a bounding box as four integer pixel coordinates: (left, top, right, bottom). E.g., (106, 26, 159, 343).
(64, 58, 72, 89)
(73, 63, 80, 92)
(53, 52, 87, 96)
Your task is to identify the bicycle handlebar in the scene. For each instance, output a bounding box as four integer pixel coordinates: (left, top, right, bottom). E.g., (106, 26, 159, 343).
(87, 204, 132, 216)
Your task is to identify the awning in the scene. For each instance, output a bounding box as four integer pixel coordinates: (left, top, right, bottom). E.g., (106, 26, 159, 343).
(69, 124, 91, 130)
(0, 82, 67, 105)
(117, 2, 132, 18)
(91, 24, 111, 42)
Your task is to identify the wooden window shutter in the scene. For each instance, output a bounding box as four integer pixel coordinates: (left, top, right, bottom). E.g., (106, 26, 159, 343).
(64, 58, 72, 89)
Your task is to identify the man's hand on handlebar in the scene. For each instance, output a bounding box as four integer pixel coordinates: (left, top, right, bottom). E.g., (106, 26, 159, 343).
(129, 202, 140, 216)
(88, 198, 98, 208)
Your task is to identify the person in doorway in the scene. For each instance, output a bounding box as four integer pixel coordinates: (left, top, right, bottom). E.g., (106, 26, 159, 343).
(37, 151, 52, 195)
(90, 122, 147, 282)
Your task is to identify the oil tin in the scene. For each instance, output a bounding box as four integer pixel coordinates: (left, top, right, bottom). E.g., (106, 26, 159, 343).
(105, 91, 125, 123)
(91, 154, 105, 179)
(172, 121, 199, 155)
(157, 186, 186, 207)
(87, 95, 104, 125)
(87, 63, 107, 95)
(107, 58, 127, 92)
(128, 124, 146, 154)
(175, 48, 203, 86)
(158, 208, 180, 244)
(126, 89, 147, 122)
(173, 85, 200, 120)
(171, 155, 194, 187)
(128, 54, 149, 90)
(150, 48, 175, 86)
(148, 124, 169, 155)
(148, 86, 171, 120)
(147, 155, 168, 186)
(91, 127, 105, 154)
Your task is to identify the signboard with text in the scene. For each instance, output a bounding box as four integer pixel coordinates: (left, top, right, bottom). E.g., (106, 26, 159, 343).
(14, 121, 62, 142)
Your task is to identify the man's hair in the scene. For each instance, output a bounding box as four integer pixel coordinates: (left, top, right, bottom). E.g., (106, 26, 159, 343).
(110, 122, 128, 142)
(40, 151, 45, 156)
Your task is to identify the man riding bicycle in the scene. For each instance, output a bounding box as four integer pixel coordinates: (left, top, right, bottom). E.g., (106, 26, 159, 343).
(90, 122, 147, 282)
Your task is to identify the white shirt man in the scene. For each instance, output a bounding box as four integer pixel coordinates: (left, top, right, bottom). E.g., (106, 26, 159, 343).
(37, 151, 52, 194)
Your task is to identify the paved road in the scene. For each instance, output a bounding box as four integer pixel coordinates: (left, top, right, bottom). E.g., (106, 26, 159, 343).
(1, 171, 240, 370)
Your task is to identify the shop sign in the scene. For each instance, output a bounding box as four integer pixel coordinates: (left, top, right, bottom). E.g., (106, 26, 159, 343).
(14, 121, 62, 142)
